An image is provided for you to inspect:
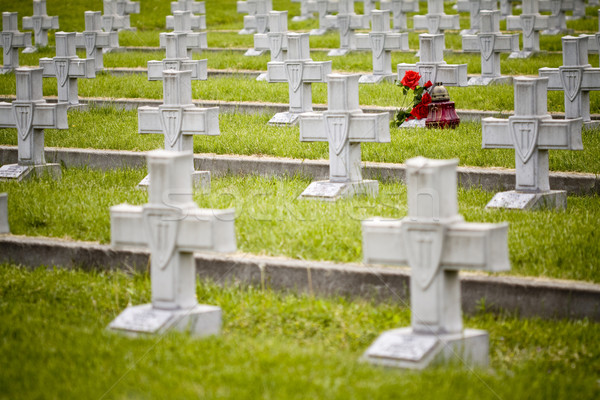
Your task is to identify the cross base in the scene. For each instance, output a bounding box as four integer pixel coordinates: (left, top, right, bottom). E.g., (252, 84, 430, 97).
(299, 180, 378, 201)
(244, 48, 267, 56)
(0, 163, 61, 182)
(138, 170, 211, 193)
(485, 190, 567, 210)
(362, 327, 489, 370)
(508, 50, 536, 59)
(328, 48, 352, 56)
(238, 28, 256, 35)
(22, 47, 37, 54)
(256, 72, 268, 81)
(467, 76, 513, 86)
(292, 15, 312, 22)
(310, 28, 331, 36)
(358, 73, 395, 84)
(0, 193, 8, 234)
(268, 111, 302, 126)
(108, 303, 222, 337)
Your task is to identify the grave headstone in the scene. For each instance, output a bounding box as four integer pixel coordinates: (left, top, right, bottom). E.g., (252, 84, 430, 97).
(247, 10, 288, 57)
(22, 0, 59, 52)
(171, 0, 206, 15)
(266, 33, 331, 126)
(398, 34, 468, 87)
(39, 32, 96, 106)
(307, 0, 339, 35)
(355, 10, 409, 83)
(148, 33, 208, 81)
(462, 10, 518, 85)
(456, 0, 498, 35)
(506, 0, 549, 58)
(109, 150, 236, 337)
(75, 12, 119, 72)
(237, 0, 273, 35)
(0, 193, 8, 234)
(0, 67, 67, 181)
(380, 0, 420, 32)
(167, 8, 206, 31)
(1, 12, 32, 74)
(413, 0, 460, 34)
(539, 0, 574, 35)
(362, 156, 510, 369)
(298, 74, 390, 200)
(328, 0, 370, 56)
(138, 69, 218, 191)
(539, 36, 600, 125)
(482, 77, 583, 210)
(291, 0, 314, 22)
(102, 0, 133, 32)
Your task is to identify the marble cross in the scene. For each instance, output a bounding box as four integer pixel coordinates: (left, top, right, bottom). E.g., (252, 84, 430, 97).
(138, 69, 218, 190)
(291, 0, 314, 22)
(102, 0, 133, 32)
(237, 0, 273, 35)
(413, 0, 460, 34)
(0, 67, 68, 180)
(482, 77, 583, 210)
(355, 10, 409, 83)
(39, 32, 96, 106)
(1, 13, 32, 73)
(307, 0, 339, 35)
(398, 34, 468, 87)
(462, 10, 519, 85)
(506, 0, 549, 58)
(456, 0, 498, 35)
(171, 0, 206, 14)
(167, 9, 206, 31)
(539, 0, 574, 35)
(539, 36, 600, 125)
(75, 12, 119, 72)
(148, 33, 208, 81)
(328, 0, 370, 56)
(0, 193, 8, 234)
(164, 11, 208, 54)
(247, 10, 288, 57)
(298, 74, 390, 200)
(108, 150, 236, 337)
(362, 156, 510, 369)
(380, 0, 420, 32)
(266, 33, 331, 125)
(22, 0, 59, 50)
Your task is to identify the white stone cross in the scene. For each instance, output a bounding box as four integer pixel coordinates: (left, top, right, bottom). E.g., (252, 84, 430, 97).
(328, 0, 370, 56)
(539, 36, 600, 125)
(138, 69, 219, 189)
(398, 34, 468, 87)
(456, 0, 498, 35)
(109, 150, 236, 337)
(0, 193, 8, 234)
(148, 33, 208, 81)
(1, 13, 32, 73)
(266, 33, 331, 125)
(167, 9, 206, 31)
(102, 0, 133, 32)
(298, 74, 390, 200)
(539, 0, 574, 35)
(291, 0, 314, 22)
(482, 77, 583, 210)
(307, 0, 339, 35)
(0, 67, 68, 180)
(506, 0, 549, 58)
(380, 0, 420, 32)
(22, 0, 59, 50)
(462, 10, 519, 85)
(237, 0, 273, 35)
(39, 32, 96, 106)
(164, 11, 208, 55)
(355, 10, 409, 83)
(247, 10, 288, 57)
(361, 156, 510, 369)
(171, 0, 206, 15)
(413, 0, 460, 34)
(75, 12, 119, 72)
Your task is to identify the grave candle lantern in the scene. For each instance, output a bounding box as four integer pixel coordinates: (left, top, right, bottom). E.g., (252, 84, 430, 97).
(425, 83, 460, 129)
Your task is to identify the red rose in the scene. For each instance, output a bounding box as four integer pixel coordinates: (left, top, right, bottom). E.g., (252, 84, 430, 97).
(410, 102, 430, 120)
(401, 70, 421, 90)
(424, 80, 433, 89)
(421, 92, 432, 106)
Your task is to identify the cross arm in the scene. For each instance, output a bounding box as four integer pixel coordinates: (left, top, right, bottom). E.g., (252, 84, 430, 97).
(347, 15, 370, 30)
(138, 107, 162, 134)
(3, 32, 32, 48)
(159, 32, 207, 50)
(178, 208, 237, 253)
(348, 113, 391, 143)
(538, 118, 583, 151)
(123, 2, 141, 14)
(138, 105, 219, 135)
(166, 15, 206, 30)
(506, 15, 549, 31)
(110, 203, 147, 249)
(539, 67, 600, 91)
(23, 16, 59, 31)
(461, 35, 480, 52)
(0, 102, 15, 128)
(302, 61, 332, 82)
(266, 61, 286, 82)
(39, 58, 96, 79)
(32, 102, 69, 130)
(299, 113, 328, 142)
(172, 2, 206, 14)
(237, 1, 250, 13)
(147, 59, 208, 81)
(355, 33, 408, 51)
(253, 33, 269, 50)
(481, 118, 512, 148)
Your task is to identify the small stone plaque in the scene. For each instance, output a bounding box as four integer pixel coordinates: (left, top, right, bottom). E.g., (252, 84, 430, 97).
(268, 111, 300, 126)
(366, 333, 438, 362)
(358, 74, 393, 84)
(109, 304, 174, 333)
(0, 164, 29, 179)
(301, 181, 347, 198)
(399, 119, 426, 129)
(486, 191, 536, 209)
(138, 174, 150, 187)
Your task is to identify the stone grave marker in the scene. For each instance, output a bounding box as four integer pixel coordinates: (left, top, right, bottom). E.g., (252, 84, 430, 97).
(569, 0, 586, 20)
(266, 33, 331, 125)
(506, 0, 549, 58)
(237, 0, 272, 35)
(328, 0, 370, 56)
(413, 0, 460, 34)
(102, 0, 133, 32)
(171, 0, 205, 15)
(398, 34, 468, 87)
(362, 156, 510, 369)
(380, 0, 419, 32)
(138, 69, 218, 190)
(0, 67, 68, 181)
(167, 8, 206, 31)
(482, 77, 583, 210)
(75, 12, 119, 72)
(291, 0, 314, 22)
(1, 13, 32, 74)
(247, 10, 288, 57)
(539, 36, 600, 126)
(39, 32, 95, 106)
(456, 0, 498, 35)
(298, 74, 390, 200)
(462, 10, 519, 85)
(109, 150, 236, 337)
(307, 0, 339, 35)
(148, 33, 207, 81)
(582, 11, 599, 69)
(539, 0, 574, 35)
(355, 10, 409, 83)
(22, 0, 58, 52)
(499, 0, 518, 18)
(0, 193, 8, 234)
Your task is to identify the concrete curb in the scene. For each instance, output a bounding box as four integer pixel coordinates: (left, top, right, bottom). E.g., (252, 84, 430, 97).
(1, 146, 598, 195)
(0, 235, 598, 321)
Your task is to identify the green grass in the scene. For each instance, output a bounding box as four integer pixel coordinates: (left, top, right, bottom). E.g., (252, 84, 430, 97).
(0, 263, 598, 399)
(1, 168, 599, 283)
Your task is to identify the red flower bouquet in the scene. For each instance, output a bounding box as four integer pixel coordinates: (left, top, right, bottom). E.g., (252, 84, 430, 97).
(393, 71, 433, 127)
